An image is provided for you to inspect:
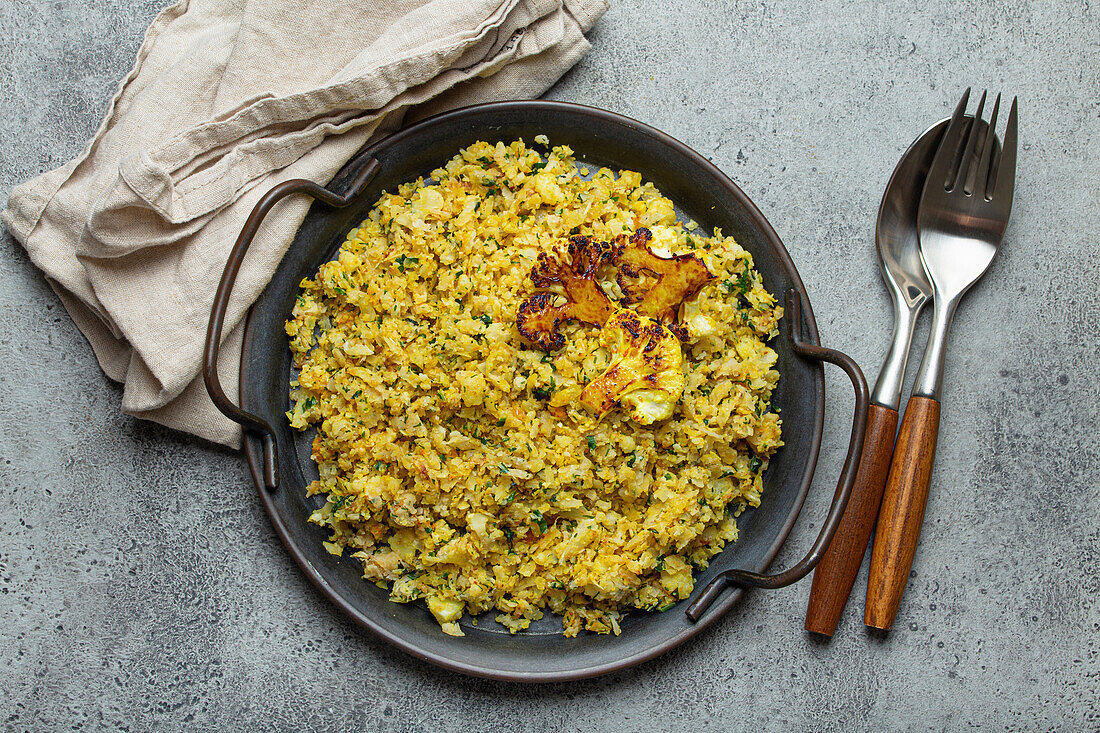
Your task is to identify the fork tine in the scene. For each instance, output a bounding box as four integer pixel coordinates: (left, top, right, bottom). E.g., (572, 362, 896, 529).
(974, 94, 1002, 197)
(988, 96, 1018, 203)
(953, 90, 987, 193)
(927, 88, 971, 192)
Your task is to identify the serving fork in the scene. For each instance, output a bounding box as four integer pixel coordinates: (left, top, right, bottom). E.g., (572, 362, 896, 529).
(865, 89, 1018, 629)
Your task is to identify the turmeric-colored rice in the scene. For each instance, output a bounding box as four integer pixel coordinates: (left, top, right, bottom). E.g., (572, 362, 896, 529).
(285, 138, 783, 636)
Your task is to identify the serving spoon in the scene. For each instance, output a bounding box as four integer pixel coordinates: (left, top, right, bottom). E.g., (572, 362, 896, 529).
(803, 119, 944, 636)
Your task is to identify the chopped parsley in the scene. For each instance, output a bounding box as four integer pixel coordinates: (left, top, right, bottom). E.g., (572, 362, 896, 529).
(736, 269, 753, 294)
(394, 254, 419, 273)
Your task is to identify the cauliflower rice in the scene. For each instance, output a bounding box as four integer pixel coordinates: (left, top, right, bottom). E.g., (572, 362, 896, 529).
(285, 138, 783, 637)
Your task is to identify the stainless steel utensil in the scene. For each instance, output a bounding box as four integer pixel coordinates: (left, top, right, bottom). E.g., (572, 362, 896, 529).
(805, 118, 941, 635)
(866, 89, 1018, 630)
(806, 114, 994, 635)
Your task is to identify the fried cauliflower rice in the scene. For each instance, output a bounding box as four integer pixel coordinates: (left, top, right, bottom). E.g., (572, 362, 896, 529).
(285, 138, 784, 637)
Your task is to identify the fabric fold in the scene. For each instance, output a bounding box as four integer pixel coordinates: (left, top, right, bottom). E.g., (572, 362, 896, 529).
(3, 0, 607, 448)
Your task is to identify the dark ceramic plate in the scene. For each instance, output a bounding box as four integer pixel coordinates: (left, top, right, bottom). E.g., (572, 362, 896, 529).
(212, 101, 866, 682)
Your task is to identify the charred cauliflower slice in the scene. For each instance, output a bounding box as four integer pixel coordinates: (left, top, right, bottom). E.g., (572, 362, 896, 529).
(580, 310, 685, 424)
(515, 235, 618, 350)
(613, 228, 715, 340)
(516, 229, 715, 350)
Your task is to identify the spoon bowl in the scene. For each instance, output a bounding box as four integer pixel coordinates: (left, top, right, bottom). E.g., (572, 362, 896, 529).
(871, 120, 943, 408)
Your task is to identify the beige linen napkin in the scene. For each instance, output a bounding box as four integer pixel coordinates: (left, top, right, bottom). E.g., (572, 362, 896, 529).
(3, 0, 606, 447)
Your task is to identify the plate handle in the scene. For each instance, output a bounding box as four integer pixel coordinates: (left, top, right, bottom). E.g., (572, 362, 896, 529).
(685, 289, 869, 621)
(203, 156, 382, 491)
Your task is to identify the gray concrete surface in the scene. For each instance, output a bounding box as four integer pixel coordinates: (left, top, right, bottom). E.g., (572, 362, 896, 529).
(1, 1, 1097, 730)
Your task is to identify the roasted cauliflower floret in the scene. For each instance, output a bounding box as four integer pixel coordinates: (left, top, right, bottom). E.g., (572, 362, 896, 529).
(613, 228, 715, 340)
(515, 235, 618, 350)
(580, 310, 685, 424)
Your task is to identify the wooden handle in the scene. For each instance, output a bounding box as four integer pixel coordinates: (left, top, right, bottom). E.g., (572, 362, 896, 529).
(805, 403, 899, 635)
(864, 395, 941, 630)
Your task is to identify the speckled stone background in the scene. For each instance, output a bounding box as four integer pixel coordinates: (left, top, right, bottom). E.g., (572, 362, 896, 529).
(2, 1, 1097, 730)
